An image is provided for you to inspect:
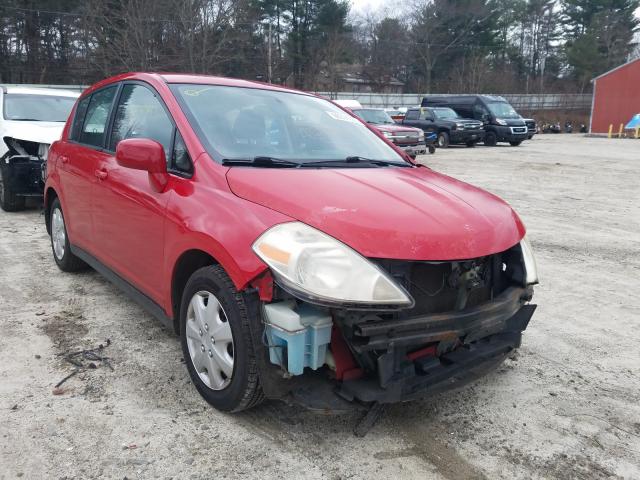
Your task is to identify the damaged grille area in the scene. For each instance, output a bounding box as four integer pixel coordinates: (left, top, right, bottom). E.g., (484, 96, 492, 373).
(335, 243, 528, 359)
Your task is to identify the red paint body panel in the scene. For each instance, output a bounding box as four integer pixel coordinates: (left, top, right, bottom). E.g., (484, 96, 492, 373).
(591, 59, 640, 134)
(226, 167, 525, 260)
(46, 72, 527, 321)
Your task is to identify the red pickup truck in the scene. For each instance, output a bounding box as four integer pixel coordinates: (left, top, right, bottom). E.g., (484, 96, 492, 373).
(335, 101, 434, 157)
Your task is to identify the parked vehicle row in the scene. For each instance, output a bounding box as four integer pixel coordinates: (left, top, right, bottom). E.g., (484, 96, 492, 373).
(380, 95, 538, 147)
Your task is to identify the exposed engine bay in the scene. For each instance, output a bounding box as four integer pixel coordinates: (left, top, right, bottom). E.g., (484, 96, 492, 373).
(0, 137, 50, 211)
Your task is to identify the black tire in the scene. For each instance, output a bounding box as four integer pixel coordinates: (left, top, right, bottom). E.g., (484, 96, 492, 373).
(0, 165, 26, 212)
(180, 265, 264, 412)
(436, 131, 450, 148)
(465, 141, 476, 148)
(428, 145, 436, 154)
(484, 131, 497, 146)
(509, 141, 522, 146)
(49, 198, 86, 272)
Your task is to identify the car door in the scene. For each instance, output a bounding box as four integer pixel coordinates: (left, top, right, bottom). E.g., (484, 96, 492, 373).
(91, 82, 177, 304)
(420, 109, 438, 134)
(57, 85, 118, 251)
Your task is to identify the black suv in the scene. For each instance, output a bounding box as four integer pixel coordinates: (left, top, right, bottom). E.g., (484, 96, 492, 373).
(402, 107, 484, 148)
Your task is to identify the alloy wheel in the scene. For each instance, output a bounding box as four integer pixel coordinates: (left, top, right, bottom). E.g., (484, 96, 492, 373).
(185, 290, 235, 390)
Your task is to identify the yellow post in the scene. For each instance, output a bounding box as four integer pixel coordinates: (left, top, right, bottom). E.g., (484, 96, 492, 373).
(636, 127, 639, 139)
(608, 124, 613, 138)
(618, 123, 624, 138)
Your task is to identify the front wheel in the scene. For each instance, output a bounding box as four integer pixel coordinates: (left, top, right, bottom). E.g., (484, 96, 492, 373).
(484, 132, 497, 146)
(180, 265, 264, 412)
(0, 165, 25, 212)
(428, 145, 436, 154)
(509, 141, 522, 146)
(49, 198, 86, 271)
(437, 131, 450, 148)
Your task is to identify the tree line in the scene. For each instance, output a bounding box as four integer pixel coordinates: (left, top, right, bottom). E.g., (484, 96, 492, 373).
(0, 0, 638, 93)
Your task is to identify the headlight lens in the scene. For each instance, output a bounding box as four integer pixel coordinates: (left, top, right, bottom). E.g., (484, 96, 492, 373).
(253, 222, 413, 307)
(496, 119, 507, 126)
(418, 130, 425, 140)
(456, 122, 465, 129)
(520, 235, 539, 285)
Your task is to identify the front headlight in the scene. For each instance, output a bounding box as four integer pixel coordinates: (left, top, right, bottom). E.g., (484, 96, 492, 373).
(418, 130, 425, 140)
(456, 122, 465, 129)
(253, 222, 413, 307)
(496, 119, 507, 126)
(520, 235, 539, 285)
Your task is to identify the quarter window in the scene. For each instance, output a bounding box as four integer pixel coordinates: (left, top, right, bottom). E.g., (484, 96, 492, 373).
(79, 86, 117, 147)
(171, 130, 192, 174)
(110, 84, 174, 161)
(69, 96, 90, 141)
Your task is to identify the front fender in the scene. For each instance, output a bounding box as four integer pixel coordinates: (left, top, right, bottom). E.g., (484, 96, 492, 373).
(162, 177, 292, 313)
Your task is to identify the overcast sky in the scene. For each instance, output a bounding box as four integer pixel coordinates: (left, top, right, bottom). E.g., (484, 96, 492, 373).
(349, 0, 640, 17)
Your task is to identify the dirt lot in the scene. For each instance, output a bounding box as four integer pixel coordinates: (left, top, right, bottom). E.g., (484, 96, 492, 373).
(1, 134, 639, 479)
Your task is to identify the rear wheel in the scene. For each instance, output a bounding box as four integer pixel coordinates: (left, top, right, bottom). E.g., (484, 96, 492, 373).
(437, 131, 450, 148)
(484, 131, 497, 146)
(49, 198, 86, 271)
(180, 265, 264, 412)
(509, 141, 522, 146)
(0, 165, 25, 212)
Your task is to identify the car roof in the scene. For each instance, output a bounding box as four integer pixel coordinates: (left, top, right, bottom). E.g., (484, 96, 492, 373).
(80, 72, 314, 99)
(2, 86, 80, 98)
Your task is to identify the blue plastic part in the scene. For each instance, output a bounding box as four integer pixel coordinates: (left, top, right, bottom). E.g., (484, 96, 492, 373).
(266, 322, 332, 375)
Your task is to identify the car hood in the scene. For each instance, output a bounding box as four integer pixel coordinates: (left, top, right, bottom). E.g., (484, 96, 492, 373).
(499, 118, 526, 126)
(1, 120, 65, 146)
(226, 166, 525, 260)
(370, 123, 422, 134)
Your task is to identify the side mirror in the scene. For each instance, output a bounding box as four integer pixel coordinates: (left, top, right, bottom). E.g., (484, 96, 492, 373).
(116, 138, 168, 192)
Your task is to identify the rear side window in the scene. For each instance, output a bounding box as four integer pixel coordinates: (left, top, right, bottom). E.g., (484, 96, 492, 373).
(110, 84, 174, 161)
(405, 109, 419, 120)
(79, 86, 117, 147)
(69, 96, 90, 141)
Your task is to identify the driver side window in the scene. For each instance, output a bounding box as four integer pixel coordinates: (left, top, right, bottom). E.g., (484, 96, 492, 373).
(110, 84, 174, 161)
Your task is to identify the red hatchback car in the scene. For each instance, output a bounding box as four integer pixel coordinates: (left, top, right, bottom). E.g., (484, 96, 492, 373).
(45, 73, 538, 417)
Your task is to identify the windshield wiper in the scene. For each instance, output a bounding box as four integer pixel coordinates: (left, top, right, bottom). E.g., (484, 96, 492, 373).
(222, 156, 301, 168)
(302, 156, 410, 168)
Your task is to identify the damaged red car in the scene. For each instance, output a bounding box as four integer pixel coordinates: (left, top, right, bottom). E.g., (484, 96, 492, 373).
(44, 73, 538, 422)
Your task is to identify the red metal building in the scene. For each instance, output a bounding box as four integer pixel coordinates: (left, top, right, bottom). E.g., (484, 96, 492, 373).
(590, 57, 640, 133)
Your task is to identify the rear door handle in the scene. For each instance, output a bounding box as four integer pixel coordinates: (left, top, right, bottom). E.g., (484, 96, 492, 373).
(95, 169, 108, 180)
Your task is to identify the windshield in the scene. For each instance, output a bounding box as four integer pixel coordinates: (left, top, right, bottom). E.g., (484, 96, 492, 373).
(432, 107, 459, 120)
(353, 109, 395, 125)
(487, 101, 520, 119)
(170, 84, 407, 165)
(3, 94, 77, 122)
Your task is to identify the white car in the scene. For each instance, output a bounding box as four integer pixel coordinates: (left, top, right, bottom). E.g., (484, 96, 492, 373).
(0, 86, 79, 211)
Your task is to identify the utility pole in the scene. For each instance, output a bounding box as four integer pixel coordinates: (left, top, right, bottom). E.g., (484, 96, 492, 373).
(268, 23, 272, 83)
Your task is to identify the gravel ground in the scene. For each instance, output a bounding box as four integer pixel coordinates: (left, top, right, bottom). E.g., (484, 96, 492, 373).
(1, 134, 639, 479)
